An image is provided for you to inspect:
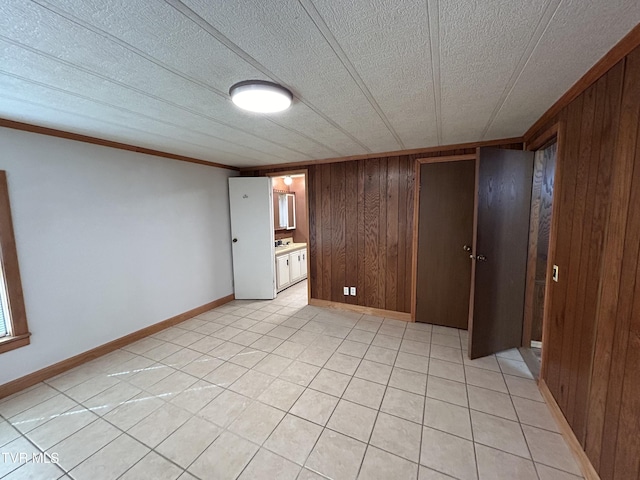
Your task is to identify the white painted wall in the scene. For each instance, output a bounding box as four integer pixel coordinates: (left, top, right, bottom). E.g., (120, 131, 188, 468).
(0, 127, 237, 385)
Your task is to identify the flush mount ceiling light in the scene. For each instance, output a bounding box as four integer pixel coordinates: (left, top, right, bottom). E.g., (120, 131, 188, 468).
(283, 176, 293, 185)
(229, 80, 293, 113)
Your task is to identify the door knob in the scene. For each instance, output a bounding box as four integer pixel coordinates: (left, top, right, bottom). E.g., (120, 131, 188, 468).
(463, 245, 472, 252)
(232, 238, 238, 243)
(476, 254, 487, 261)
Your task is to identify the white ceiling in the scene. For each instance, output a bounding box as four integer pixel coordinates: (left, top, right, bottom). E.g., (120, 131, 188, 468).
(0, 1, 639, 168)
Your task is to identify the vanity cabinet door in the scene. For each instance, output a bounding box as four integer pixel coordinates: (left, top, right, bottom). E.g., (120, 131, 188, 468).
(276, 255, 290, 290)
(289, 251, 302, 281)
(300, 249, 308, 277)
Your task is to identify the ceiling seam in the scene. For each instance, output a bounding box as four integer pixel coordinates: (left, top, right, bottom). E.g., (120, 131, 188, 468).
(425, 0, 442, 145)
(28, 0, 337, 161)
(165, 0, 372, 154)
(481, 0, 563, 139)
(0, 69, 291, 164)
(297, 0, 406, 150)
(0, 34, 315, 160)
(263, 117, 344, 157)
(0, 92, 264, 165)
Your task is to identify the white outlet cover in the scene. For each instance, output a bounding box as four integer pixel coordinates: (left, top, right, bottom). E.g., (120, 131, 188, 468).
(552, 265, 559, 282)
(350, 287, 356, 296)
(343, 287, 349, 295)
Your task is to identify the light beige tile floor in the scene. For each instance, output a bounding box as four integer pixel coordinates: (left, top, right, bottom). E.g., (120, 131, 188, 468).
(0, 281, 583, 480)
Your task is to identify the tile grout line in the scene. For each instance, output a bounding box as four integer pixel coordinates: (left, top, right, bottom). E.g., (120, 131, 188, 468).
(173, 291, 314, 480)
(6, 296, 305, 478)
(82, 289, 315, 479)
(292, 321, 442, 477)
(44, 336, 540, 423)
(185, 297, 364, 479)
(2, 288, 574, 480)
(462, 331, 481, 480)
(285, 309, 372, 478)
(418, 326, 477, 479)
(415, 326, 433, 479)
(5, 296, 311, 478)
(0, 410, 67, 478)
(350, 320, 388, 480)
(233, 323, 331, 479)
(499, 358, 542, 480)
(249, 312, 357, 478)
(6, 355, 545, 469)
(7, 333, 546, 474)
(182, 297, 319, 479)
(37, 379, 190, 479)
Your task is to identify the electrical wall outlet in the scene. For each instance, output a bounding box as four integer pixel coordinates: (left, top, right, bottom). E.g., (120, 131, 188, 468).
(552, 265, 559, 282)
(350, 287, 356, 296)
(343, 286, 349, 296)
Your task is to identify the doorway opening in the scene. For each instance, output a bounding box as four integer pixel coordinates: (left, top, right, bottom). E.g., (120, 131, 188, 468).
(412, 148, 535, 360)
(521, 132, 559, 378)
(267, 170, 310, 306)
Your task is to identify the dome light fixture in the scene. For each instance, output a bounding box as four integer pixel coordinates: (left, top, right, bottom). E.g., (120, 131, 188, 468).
(283, 176, 293, 186)
(229, 80, 293, 113)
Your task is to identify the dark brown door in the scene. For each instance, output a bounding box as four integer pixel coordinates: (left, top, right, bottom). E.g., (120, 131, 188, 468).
(416, 160, 475, 328)
(469, 148, 534, 358)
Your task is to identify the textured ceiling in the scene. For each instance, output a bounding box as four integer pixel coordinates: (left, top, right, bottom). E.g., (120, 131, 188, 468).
(0, 1, 639, 167)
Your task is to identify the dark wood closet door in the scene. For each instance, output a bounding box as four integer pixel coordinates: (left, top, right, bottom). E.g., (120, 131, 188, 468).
(416, 160, 475, 328)
(469, 148, 534, 358)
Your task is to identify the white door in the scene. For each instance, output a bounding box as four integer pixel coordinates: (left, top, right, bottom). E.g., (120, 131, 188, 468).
(300, 248, 308, 277)
(276, 255, 290, 290)
(290, 251, 301, 281)
(229, 177, 275, 299)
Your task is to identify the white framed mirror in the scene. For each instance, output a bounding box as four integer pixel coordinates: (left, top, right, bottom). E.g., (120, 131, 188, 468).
(278, 193, 287, 229)
(275, 192, 296, 230)
(285, 193, 296, 230)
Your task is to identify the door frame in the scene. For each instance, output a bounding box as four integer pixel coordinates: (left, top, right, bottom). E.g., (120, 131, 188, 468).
(523, 122, 566, 379)
(265, 169, 311, 303)
(410, 153, 477, 322)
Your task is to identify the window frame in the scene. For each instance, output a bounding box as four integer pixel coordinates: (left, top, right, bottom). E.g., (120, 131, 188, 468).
(0, 170, 30, 354)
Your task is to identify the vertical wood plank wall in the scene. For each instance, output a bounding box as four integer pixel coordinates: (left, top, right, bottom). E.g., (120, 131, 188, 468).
(243, 142, 522, 313)
(527, 45, 640, 480)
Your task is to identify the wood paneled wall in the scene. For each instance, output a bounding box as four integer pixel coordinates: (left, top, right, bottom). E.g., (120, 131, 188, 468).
(244, 142, 522, 314)
(310, 156, 414, 312)
(528, 44, 640, 480)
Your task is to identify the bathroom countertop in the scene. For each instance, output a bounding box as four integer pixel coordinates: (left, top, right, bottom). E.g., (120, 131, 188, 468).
(274, 243, 307, 256)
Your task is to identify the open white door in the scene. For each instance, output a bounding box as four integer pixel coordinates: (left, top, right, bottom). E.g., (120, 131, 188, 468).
(229, 177, 276, 299)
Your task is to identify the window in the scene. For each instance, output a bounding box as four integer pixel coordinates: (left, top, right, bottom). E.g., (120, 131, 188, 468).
(0, 170, 30, 354)
(0, 282, 8, 337)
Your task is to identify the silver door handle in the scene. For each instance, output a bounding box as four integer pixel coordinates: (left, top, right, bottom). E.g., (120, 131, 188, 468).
(463, 245, 472, 252)
(476, 254, 487, 262)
